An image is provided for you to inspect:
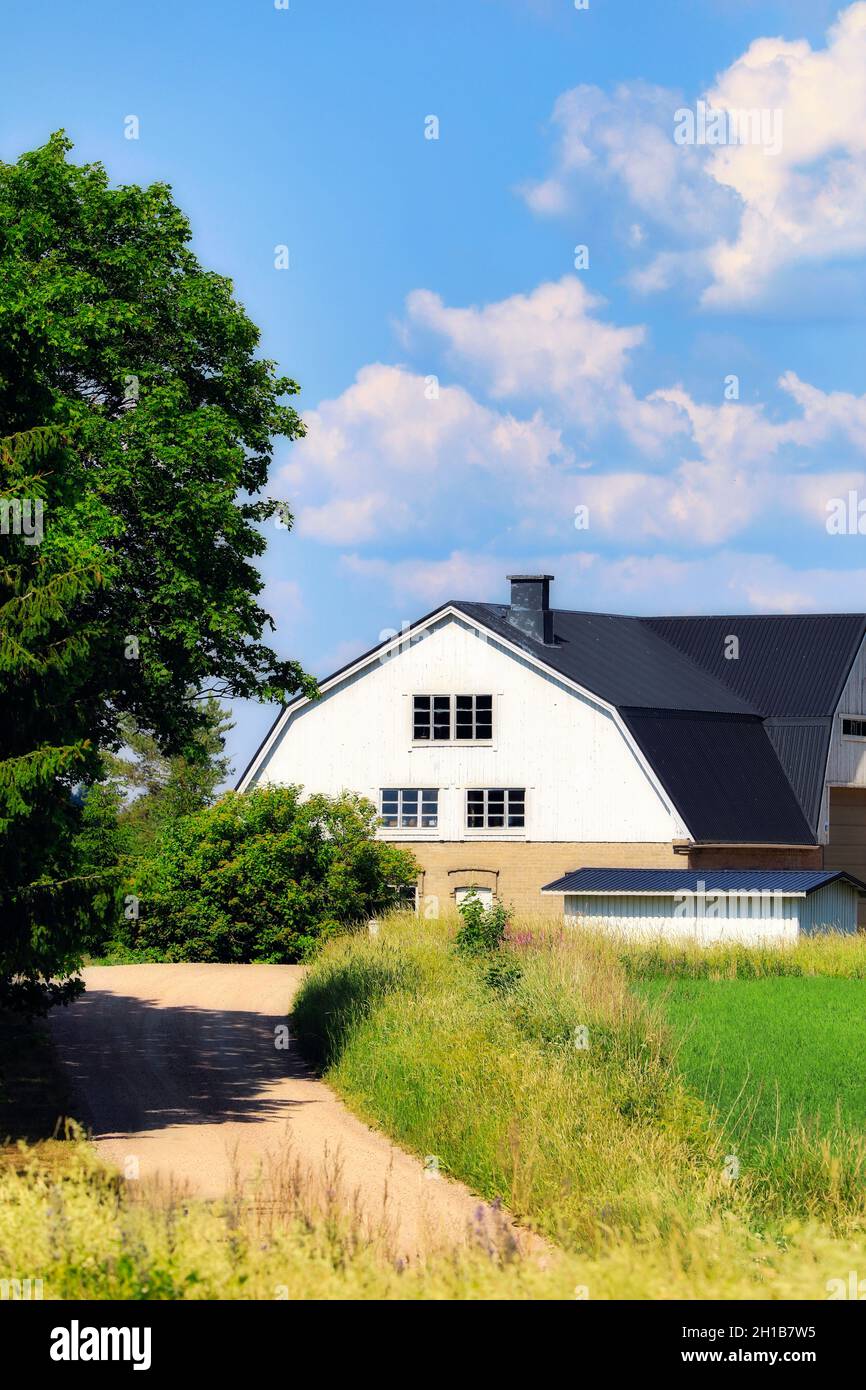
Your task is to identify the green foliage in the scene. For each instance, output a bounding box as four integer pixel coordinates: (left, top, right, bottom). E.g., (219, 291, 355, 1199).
(70, 776, 131, 950)
(0, 133, 313, 1002)
(454, 890, 511, 957)
(130, 787, 419, 964)
(108, 699, 234, 862)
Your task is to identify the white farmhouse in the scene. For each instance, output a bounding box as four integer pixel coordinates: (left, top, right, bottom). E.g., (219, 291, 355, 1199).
(238, 575, 866, 933)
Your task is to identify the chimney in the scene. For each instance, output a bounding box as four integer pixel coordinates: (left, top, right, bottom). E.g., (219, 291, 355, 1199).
(506, 574, 555, 644)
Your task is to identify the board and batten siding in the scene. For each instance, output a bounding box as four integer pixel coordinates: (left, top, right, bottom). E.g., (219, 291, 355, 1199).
(820, 632, 866, 841)
(563, 880, 859, 941)
(798, 879, 859, 935)
(254, 613, 686, 843)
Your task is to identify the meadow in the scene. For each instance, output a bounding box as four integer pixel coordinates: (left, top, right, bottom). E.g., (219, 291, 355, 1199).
(639, 975, 866, 1156)
(4, 917, 866, 1299)
(291, 914, 866, 1293)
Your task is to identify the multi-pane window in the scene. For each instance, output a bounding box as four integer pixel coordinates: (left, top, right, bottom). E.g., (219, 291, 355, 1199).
(843, 718, 866, 738)
(412, 696, 452, 741)
(413, 695, 493, 741)
(455, 694, 492, 740)
(466, 788, 525, 830)
(381, 788, 439, 829)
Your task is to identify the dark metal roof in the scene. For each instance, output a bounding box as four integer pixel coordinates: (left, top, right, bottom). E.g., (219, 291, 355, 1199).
(451, 602, 866, 844)
(456, 603, 755, 713)
(641, 614, 866, 717)
(620, 709, 816, 845)
(541, 867, 866, 895)
(763, 718, 832, 833)
(239, 595, 866, 846)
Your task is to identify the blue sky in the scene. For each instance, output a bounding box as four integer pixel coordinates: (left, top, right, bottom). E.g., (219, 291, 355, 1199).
(4, 0, 866, 780)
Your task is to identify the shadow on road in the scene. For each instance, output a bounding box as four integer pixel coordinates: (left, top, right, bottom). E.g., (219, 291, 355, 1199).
(49, 987, 312, 1139)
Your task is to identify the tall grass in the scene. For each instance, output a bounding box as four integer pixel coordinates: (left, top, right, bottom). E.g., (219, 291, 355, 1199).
(292, 913, 866, 1253)
(2, 1139, 865, 1300)
(619, 930, 866, 980)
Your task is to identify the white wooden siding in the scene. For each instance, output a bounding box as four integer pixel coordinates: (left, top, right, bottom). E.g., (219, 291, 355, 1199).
(820, 633, 866, 842)
(563, 881, 859, 941)
(253, 613, 685, 843)
(798, 880, 858, 935)
(563, 893, 800, 943)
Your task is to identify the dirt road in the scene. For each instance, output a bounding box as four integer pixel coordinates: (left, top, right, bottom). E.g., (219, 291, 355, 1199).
(49, 963, 513, 1259)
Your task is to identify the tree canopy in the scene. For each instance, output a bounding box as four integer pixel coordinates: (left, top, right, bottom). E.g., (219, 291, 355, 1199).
(0, 134, 313, 1004)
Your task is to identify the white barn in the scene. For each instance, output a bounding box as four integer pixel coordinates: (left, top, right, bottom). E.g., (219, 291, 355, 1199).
(239, 574, 866, 929)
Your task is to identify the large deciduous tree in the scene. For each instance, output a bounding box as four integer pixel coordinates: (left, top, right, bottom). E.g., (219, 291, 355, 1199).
(0, 133, 314, 1007)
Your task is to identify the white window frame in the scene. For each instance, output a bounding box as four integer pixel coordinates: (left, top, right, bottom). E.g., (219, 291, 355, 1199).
(465, 787, 526, 837)
(410, 693, 495, 747)
(379, 787, 440, 835)
(841, 716, 866, 741)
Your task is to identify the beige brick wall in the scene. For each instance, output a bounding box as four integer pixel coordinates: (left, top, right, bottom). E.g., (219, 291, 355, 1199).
(406, 840, 681, 916)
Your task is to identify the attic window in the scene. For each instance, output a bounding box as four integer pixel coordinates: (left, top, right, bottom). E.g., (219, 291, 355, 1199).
(413, 695, 493, 742)
(413, 695, 451, 741)
(455, 694, 492, 740)
(842, 718, 866, 739)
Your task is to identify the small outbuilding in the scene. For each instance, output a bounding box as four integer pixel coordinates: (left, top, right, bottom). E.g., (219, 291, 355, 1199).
(541, 868, 866, 944)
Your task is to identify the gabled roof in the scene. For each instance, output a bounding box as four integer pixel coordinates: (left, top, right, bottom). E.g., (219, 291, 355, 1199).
(541, 868, 866, 896)
(238, 592, 866, 848)
(456, 603, 756, 713)
(449, 602, 866, 845)
(641, 614, 866, 717)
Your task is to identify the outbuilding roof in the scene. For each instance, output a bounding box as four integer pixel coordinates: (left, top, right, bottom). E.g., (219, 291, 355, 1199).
(541, 867, 866, 896)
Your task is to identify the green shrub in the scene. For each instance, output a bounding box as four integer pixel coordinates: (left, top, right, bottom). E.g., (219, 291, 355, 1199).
(130, 787, 417, 963)
(454, 891, 511, 956)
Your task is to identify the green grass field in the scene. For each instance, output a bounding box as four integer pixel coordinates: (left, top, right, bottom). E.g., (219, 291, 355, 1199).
(640, 975, 866, 1155)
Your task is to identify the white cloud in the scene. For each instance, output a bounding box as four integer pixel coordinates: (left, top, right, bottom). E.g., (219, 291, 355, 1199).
(340, 551, 507, 605)
(281, 301, 866, 551)
(336, 547, 866, 617)
(520, 4, 866, 308)
(521, 83, 734, 240)
(405, 277, 645, 428)
(281, 363, 571, 545)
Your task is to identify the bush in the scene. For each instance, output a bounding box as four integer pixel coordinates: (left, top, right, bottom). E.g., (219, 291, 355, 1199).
(129, 787, 418, 963)
(454, 891, 511, 956)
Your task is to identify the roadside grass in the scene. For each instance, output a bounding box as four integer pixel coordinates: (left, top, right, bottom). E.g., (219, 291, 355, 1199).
(2, 1140, 864, 1300)
(5, 918, 866, 1298)
(292, 913, 866, 1263)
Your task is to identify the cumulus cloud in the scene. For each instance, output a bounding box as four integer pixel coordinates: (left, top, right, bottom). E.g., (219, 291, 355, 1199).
(520, 3, 866, 308)
(405, 278, 646, 427)
(340, 551, 508, 605)
(281, 276, 866, 553)
(280, 363, 572, 545)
